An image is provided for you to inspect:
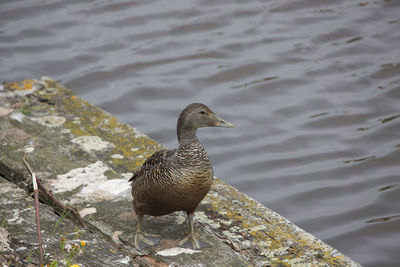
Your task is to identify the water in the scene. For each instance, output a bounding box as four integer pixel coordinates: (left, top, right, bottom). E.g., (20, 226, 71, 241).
(1, 0, 400, 266)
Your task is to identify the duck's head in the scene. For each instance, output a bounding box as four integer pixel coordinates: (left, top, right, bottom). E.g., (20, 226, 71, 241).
(177, 103, 233, 142)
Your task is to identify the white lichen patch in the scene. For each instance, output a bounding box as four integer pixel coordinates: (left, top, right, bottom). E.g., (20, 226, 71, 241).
(72, 117, 80, 124)
(231, 226, 244, 233)
(241, 240, 252, 249)
(174, 212, 187, 225)
(131, 147, 138, 152)
(8, 208, 32, 225)
(111, 154, 124, 159)
(156, 247, 200, 257)
(194, 211, 220, 228)
(71, 136, 112, 152)
(79, 207, 97, 217)
(259, 240, 272, 247)
(260, 246, 289, 258)
(119, 256, 132, 265)
(113, 127, 125, 133)
(330, 249, 342, 257)
(19, 145, 35, 154)
(37, 115, 66, 127)
(251, 224, 267, 232)
(259, 248, 273, 257)
(80, 179, 130, 202)
(121, 172, 133, 179)
(48, 161, 130, 204)
(61, 129, 71, 134)
(15, 87, 40, 96)
(132, 127, 146, 138)
(49, 161, 109, 193)
(222, 230, 242, 240)
(10, 112, 25, 123)
(220, 219, 233, 226)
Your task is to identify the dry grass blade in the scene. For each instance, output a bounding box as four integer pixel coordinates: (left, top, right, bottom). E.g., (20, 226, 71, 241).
(22, 157, 44, 266)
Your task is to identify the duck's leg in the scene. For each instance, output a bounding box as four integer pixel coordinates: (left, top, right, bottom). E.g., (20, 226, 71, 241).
(179, 212, 200, 249)
(134, 215, 160, 249)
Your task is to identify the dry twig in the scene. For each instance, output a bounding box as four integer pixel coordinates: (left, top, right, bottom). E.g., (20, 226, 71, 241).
(22, 157, 90, 264)
(22, 157, 44, 265)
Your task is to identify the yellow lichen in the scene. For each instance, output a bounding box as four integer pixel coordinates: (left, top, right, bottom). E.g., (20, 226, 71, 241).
(23, 82, 32, 90)
(2, 79, 34, 91)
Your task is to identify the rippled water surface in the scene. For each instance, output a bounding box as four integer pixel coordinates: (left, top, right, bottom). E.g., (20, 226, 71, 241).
(1, 0, 400, 266)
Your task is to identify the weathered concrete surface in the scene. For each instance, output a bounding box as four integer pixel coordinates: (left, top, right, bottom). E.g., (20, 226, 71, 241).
(0, 78, 361, 266)
(0, 177, 135, 266)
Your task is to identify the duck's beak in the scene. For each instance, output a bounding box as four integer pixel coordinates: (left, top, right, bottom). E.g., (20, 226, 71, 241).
(213, 114, 234, 128)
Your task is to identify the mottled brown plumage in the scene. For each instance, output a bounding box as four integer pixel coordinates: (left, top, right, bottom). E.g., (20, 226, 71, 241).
(130, 103, 233, 249)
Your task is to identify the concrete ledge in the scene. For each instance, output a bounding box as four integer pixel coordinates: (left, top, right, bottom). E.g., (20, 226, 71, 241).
(0, 177, 134, 266)
(0, 78, 361, 266)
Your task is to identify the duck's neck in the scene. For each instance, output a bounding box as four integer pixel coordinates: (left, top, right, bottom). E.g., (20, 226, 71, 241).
(177, 113, 200, 145)
(177, 126, 198, 145)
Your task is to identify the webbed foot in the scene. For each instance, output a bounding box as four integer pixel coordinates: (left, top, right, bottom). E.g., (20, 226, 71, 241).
(134, 215, 160, 250)
(134, 230, 160, 249)
(178, 231, 200, 249)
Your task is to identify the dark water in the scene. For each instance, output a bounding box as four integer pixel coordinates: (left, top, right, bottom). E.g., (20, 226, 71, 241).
(1, 0, 400, 266)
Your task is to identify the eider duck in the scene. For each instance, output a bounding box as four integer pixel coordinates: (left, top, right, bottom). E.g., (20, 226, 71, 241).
(129, 103, 233, 249)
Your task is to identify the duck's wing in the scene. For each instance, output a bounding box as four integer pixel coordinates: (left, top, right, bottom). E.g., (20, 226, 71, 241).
(129, 148, 177, 182)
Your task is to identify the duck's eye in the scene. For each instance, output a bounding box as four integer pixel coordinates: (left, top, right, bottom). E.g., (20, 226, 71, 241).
(200, 111, 206, 115)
